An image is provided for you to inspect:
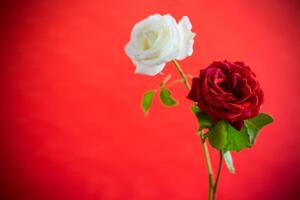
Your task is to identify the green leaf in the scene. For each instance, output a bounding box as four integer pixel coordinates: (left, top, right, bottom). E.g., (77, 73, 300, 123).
(141, 91, 155, 114)
(225, 123, 251, 152)
(208, 121, 228, 150)
(245, 113, 274, 145)
(223, 151, 235, 174)
(208, 121, 251, 152)
(207, 113, 273, 152)
(159, 88, 178, 106)
(191, 105, 212, 129)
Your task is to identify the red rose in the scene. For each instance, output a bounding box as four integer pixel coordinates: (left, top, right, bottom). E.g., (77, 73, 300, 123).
(187, 61, 264, 130)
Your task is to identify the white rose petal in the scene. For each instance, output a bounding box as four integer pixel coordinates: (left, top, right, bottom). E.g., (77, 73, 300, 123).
(125, 14, 195, 76)
(133, 60, 165, 76)
(176, 16, 196, 60)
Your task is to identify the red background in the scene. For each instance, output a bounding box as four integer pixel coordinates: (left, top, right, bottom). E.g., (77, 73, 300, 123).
(1, 0, 300, 199)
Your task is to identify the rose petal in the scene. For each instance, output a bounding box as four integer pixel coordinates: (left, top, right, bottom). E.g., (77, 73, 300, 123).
(187, 78, 201, 101)
(176, 16, 196, 60)
(231, 120, 244, 130)
(133, 60, 165, 76)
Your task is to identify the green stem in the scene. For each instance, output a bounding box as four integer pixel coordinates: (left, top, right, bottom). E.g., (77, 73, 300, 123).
(172, 60, 219, 200)
(200, 132, 214, 200)
(212, 151, 223, 200)
(171, 60, 191, 90)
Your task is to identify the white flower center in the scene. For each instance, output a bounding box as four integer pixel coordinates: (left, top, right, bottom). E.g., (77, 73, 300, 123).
(141, 30, 158, 50)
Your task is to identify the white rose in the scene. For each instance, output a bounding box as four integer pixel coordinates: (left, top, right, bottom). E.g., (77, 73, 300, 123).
(125, 14, 195, 76)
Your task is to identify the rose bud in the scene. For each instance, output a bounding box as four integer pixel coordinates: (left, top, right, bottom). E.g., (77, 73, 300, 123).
(187, 61, 264, 130)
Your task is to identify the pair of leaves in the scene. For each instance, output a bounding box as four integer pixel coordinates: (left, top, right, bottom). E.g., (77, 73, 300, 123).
(220, 114, 274, 173)
(191, 105, 273, 152)
(141, 88, 178, 114)
(208, 121, 251, 152)
(141, 74, 183, 114)
(191, 105, 273, 173)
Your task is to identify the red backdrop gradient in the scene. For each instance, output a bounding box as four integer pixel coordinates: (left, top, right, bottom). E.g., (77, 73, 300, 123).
(1, 0, 300, 199)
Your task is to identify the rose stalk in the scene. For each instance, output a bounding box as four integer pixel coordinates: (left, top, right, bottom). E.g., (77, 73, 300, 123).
(125, 14, 273, 200)
(171, 60, 222, 200)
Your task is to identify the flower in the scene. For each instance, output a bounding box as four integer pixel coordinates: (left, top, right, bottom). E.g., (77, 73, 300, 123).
(125, 14, 195, 76)
(187, 61, 264, 130)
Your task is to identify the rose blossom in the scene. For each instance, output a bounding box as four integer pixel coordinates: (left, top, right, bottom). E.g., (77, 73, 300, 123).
(187, 61, 264, 130)
(125, 14, 195, 76)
